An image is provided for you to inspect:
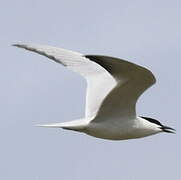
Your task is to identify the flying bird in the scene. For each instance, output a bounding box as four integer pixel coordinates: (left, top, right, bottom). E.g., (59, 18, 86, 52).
(13, 44, 175, 140)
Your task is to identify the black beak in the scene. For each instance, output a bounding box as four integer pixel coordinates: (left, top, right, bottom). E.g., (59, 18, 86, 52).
(160, 126, 176, 133)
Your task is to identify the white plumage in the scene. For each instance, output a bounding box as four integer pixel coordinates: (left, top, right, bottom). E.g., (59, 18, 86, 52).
(14, 44, 175, 140)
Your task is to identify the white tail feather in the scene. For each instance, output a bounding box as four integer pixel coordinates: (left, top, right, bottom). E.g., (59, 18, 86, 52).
(36, 119, 89, 131)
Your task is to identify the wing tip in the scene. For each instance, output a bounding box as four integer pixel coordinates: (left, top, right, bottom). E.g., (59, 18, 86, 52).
(12, 43, 27, 49)
(12, 43, 19, 47)
(12, 43, 44, 54)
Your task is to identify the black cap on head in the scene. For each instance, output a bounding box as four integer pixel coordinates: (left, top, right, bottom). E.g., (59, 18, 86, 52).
(141, 116, 162, 126)
(141, 116, 176, 133)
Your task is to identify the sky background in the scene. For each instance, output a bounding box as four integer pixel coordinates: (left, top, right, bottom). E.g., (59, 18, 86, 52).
(1, 0, 181, 179)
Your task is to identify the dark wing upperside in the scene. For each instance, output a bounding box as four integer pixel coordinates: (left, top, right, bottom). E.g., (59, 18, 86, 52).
(85, 55, 156, 121)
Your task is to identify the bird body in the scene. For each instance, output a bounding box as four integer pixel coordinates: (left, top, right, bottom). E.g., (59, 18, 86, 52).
(86, 117, 161, 140)
(14, 44, 175, 140)
(39, 117, 162, 140)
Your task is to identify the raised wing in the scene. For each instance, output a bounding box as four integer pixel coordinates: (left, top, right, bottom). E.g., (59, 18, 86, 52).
(85, 56, 156, 122)
(13, 44, 116, 118)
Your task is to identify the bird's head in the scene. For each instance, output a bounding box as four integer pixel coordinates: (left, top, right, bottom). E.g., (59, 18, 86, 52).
(140, 116, 176, 134)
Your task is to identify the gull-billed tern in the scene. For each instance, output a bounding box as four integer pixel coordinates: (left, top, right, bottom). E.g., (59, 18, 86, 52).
(14, 44, 175, 140)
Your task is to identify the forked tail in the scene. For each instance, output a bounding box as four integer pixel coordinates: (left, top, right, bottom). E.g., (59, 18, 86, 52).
(37, 119, 89, 132)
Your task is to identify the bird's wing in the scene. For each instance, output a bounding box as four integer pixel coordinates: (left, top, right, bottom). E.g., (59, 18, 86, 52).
(85, 56, 156, 122)
(13, 44, 116, 118)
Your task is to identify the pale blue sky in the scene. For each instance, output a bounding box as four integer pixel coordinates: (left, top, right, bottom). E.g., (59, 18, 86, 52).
(1, 0, 181, 179)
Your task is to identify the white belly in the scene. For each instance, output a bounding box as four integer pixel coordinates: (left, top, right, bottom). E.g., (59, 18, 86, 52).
(84, 120, 159, 140)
